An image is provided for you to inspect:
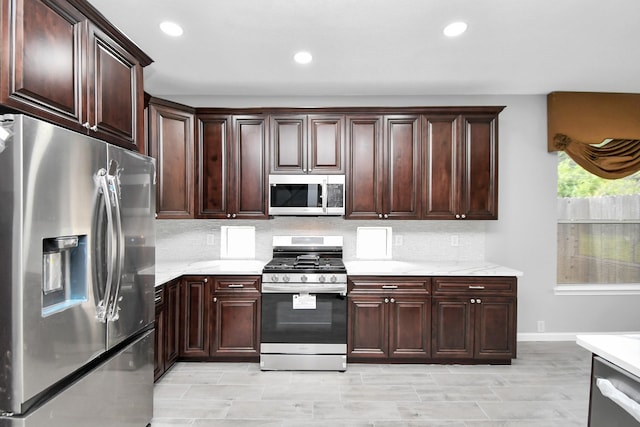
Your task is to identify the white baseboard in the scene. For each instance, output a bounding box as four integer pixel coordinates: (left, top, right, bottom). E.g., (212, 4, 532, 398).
(518, 331, 640, 342)
(518, 332, 577, 342)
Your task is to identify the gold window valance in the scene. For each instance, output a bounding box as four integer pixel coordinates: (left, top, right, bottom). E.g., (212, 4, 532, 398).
(548, 92, 640, 179)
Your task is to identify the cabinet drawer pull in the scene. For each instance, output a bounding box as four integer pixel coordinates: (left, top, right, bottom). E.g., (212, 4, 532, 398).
(468, 285, 485, 290)
(381, 285, 398, 289)
(228, 284, 244, 288)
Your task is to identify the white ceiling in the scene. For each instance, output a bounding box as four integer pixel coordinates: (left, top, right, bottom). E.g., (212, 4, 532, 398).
(88, 0, 640, 99)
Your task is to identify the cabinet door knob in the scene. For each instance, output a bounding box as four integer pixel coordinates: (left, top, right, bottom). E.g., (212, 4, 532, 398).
(378, 213, 383, 219)
(383, 213, 389, 219)
(455, 214, 461, 219)
(390, 298, 395, 303)
(232, 213, 237, 218)
(213, 297, 217, 302)
(82, 122, 91, 129)
(204, 278, 208, 283)
(470, 298, 476, 304)
(461, 214, 466, 219)
(90, 124, 98, 132)
(384, 298, 389, 303)
(477, 298, 481, 304)
(226, 213, 231, 218)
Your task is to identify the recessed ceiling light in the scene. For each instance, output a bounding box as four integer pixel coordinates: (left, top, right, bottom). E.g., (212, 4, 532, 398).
(294, 51, 313, 64)
(160, 21, 183, 37)
(443, 21, 468, 37)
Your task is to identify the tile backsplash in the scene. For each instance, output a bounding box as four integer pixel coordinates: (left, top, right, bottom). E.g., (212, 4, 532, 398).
(156, 217, 486, 265)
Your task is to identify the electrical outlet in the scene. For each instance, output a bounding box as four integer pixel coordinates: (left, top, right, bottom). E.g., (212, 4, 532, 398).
(394, 234, 403, 246)
(450, 235, 459, 246)
(206, 234, 215, 246)
(537, 320, 545, 333)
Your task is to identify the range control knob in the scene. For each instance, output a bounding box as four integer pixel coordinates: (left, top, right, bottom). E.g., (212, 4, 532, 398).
(330, 275, 337, 283)
(270, 275, 279, 282)
(318, 275, 326, 283)
(282, 275, 290, 283)
(301, 275, 308, 283)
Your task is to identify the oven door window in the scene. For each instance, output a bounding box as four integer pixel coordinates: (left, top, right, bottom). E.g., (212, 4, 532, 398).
(261, 293, 346, 344)
(270, 184, 322, 208)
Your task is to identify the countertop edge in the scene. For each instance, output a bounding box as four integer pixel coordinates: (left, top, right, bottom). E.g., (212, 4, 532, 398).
(155, 259, 522, 287)
(576, 334, 640, 378)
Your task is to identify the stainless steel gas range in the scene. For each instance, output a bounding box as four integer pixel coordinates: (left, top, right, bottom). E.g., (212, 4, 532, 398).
(260, 236, 347, 371)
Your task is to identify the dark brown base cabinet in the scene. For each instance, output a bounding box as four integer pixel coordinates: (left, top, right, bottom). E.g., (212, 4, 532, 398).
(179, 275, 261, 362)
(348, 277, 431, 362)
(431, 277, 517, 363)
(348, 276, 517, 364)
(154, 279, 180, 381)
(156, 273, 516, 375)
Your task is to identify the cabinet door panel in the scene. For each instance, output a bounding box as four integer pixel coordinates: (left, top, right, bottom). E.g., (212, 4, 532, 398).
(4, 0, 84, 121)
(149, 103, 194, 218)
(88, 24, 138, 144)
(233, 116, 268, 218)
(346, 116, 383, 218)
(154, 301, 165, 381)
(348, 296, 388, 359)
(309, 115, 344, 173)
(164, 281, 180, 365)
(212, 295, 260, 356)
(389, 297, 430, 358)
(423, 115, 458, 219)
(197, 115, 231, 217)
(385, 115, 421, 219)
(180, 278, 209, 358)
(462, 115, 498, 219)
(432, 297, 473, 359)
(270, 116, 305, 173)
(474, 297, 516, 359)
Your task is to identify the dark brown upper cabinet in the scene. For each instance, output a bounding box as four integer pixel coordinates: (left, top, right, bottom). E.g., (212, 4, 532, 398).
(269, 114, 345, 174)
(148, 99, 195, 219)
(423, 111, 500, 220)
(0, 0, 152, 151)
(346, 114, 421, 219)
(197, 113, 268, 219)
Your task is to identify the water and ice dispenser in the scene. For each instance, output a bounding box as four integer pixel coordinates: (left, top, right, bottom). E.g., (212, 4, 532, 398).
(42, 235, 88, 316)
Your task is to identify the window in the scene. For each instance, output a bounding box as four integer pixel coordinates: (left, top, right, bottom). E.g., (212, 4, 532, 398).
(557, 151, 640, 289)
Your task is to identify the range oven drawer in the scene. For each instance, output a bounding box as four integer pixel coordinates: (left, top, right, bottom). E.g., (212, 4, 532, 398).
(589, 356, 640, 426)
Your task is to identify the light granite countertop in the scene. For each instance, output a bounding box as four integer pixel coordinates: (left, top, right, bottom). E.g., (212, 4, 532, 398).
(155, 259, 522, 287)
(577, 334, 640, 378)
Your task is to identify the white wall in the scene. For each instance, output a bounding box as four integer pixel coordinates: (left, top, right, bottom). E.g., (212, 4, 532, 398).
(156, 94, 640, 336)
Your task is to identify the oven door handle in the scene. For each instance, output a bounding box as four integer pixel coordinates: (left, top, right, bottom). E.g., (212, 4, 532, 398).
(262, 283, 347, 295)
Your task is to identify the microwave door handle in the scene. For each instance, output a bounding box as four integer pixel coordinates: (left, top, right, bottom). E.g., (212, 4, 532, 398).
(96, 169, 116, 323)
(322, 178, 328, 213)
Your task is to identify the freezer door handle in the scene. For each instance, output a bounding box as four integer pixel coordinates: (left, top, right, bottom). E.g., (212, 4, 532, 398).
(96, 168, 116, 323)
(106, 161, 125, 322)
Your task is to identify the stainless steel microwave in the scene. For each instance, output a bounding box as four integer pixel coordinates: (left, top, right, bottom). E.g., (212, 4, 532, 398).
(268, 175, 345, 216)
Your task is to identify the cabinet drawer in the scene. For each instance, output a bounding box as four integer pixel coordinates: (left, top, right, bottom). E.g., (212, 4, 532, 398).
(214, 276, 261, 292)
(433, 277, 516, 295)
(348, 277, 430, 294)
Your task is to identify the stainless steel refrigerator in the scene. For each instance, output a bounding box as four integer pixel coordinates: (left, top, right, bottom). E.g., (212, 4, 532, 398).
(0, 114, 155, 426)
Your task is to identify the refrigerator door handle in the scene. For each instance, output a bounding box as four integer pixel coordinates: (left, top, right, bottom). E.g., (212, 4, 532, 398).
(106, 163, 125, 322)
(96, 168, 118, 323)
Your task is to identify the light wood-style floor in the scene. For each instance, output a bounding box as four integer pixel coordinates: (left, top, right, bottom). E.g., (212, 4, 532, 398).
(152, 341, 591, 426)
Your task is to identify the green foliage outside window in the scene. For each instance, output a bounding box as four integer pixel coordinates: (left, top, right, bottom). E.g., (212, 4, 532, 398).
(557, 151, 640, 198)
